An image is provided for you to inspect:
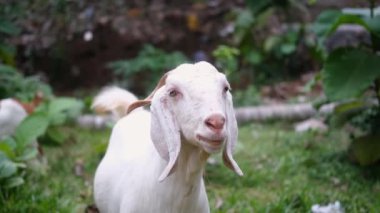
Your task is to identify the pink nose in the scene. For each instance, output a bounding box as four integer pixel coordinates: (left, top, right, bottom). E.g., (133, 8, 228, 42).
(205, 114, 225, 132)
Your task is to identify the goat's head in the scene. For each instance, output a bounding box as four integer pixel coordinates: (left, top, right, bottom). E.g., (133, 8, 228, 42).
(128, 61, 243, 181)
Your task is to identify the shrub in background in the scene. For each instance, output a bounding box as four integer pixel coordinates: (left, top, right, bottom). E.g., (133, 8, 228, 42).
(108, 44, 188, 96)
(313, 1, 380, 165)
(0, 65, 52, 102)
(0, 67, 83, 191)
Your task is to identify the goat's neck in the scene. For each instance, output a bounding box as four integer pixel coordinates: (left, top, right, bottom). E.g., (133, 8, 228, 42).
(176, 141, 209, 184)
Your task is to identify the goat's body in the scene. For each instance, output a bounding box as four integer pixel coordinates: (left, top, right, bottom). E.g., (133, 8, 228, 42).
(94, 110, 210, 213)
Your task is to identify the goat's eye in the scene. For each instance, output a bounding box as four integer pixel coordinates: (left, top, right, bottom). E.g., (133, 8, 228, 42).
(223, 86, 230, 93)
(169, 90, 178, 97)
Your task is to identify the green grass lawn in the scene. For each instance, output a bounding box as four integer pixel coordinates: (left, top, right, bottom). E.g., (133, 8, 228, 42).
(1, 123, 380, 212)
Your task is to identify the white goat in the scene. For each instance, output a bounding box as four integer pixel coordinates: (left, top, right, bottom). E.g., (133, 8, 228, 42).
(93, 61, 243, 213)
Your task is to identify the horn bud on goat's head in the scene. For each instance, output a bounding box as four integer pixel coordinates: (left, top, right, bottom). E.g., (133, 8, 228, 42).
(127, 61, 243, 181)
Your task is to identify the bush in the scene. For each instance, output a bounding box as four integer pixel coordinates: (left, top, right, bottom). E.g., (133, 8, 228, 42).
(108, 44, 188, 96)
(313, 3, 380, 165)
(0, 67, 83, 192)
(0, 65, 52, 102)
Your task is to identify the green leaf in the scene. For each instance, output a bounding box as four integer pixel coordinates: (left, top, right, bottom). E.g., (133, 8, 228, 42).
(364, 16, 380, 50)
(246, 0, 271, 15)
(313, 10, 342, 38)
(334, 100, 369, 114)
(0, 139, 15, 159)
(350, 135, 380, 166)
(322, 48, 380, 101)
(15, 147, 38, 161)
(14, 113, 50, 147)
(264, 35, 281, 52)
(364, 16, 380, 36)
(329, 100, 370, 128)
(280, 43, 296, 55)
(326, 14, 369, 35)
(48, 98, 83, 125)
(40, 127, 67, 146)
(245, 50, 263, 65)
(4, 176, 24, 188)
(0, 154, 17, 179)
(235, 9, 255, 29)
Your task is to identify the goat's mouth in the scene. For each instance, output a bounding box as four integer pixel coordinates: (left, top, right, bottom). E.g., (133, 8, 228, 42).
(196, 134, 225, 151)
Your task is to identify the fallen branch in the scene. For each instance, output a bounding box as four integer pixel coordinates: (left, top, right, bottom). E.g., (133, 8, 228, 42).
(235, 103, 336, 123)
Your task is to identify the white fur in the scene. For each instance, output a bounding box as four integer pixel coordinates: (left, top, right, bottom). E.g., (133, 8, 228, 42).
(0, 99, 28, 139)
(94, 61, 243, 213)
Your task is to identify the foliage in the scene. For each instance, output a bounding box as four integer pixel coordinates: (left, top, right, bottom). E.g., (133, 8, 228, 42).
(322, 48, 380, 101)
(0, 65, 52, 102)
(212, 45, 240, 78)
(225, 0, 310, 86)
(313, 4, 380, 165)
(0, 4, 21, 65)
(233, 85, 262, 106)
(0, 97, 83, 190)
(108, 44, 188, 95)
(0, 127, 110, 211)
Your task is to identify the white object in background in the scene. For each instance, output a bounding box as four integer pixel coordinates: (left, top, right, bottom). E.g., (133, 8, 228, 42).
(83, 30, 93, 41)
(295, 118, 328, 133)
(0, 99, 28, 139)
(311, 201, 344, 213)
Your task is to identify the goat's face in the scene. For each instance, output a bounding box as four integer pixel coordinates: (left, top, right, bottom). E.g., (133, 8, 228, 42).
(163, 63, 230, 154)
(128, 61, 243, 181)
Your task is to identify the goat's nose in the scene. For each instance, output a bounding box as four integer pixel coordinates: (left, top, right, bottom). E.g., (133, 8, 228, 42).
(205, 114, 226, 132)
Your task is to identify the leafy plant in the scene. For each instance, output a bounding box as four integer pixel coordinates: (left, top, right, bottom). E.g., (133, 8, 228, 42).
(233, 85, 262, 107)
(0, 64, 52, 102)
(108, 44, 188, 95)
(313, 2, 380, 165)
(0, 97, 83, 190)
(0, 4, 22, 65)
(212, 45, 240, 78)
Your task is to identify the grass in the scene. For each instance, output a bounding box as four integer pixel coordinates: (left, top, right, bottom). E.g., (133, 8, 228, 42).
(206, 123, 380, 212)
(0, 127, 110, 212)
(1, 123, 380, 212)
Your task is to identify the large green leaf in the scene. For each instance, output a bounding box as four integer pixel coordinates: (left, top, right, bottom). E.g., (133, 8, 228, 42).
(322, 48, 380, 101)
(350, 135, 380, 166)
(14, 113, 49, 147)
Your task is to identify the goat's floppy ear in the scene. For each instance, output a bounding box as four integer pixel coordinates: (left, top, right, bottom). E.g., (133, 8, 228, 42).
(223, 92, 243, 176)
(150, 88, 181, 182)
(126, 73, 169, 114)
